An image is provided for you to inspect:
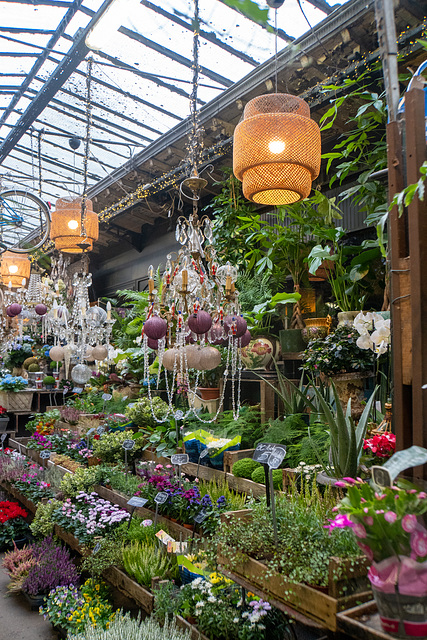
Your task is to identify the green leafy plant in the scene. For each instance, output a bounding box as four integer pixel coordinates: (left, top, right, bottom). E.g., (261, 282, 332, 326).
(42, 375, 55, 386)
(30, 499, 62, 538)
(251, 466, 283, 490)
(81, 536, 123, 577)
(232, 458, 261, 479)
(122, 542, 177, 587)
(302, 326, 375, 377)
(125, 396, 168, 429)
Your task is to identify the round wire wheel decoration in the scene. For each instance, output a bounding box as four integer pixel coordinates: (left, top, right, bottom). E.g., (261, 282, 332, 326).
(0, 189, 51, 253)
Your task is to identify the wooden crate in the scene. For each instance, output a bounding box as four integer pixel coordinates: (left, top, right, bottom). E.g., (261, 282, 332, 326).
(175, 615, 210, 640)
(337, 600, 393, 640)
(103, 566, 154, 613)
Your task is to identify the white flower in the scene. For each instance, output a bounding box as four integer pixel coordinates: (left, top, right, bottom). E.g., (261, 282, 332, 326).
(371, 325, 390, 345)
(353, 312, 373, 336)
(233, 618, 239, 624)
(207, 596, 217, 603)
(375, 340, 389, 356)
(356, 334, 373, 350)
(196, 601, 205, 608)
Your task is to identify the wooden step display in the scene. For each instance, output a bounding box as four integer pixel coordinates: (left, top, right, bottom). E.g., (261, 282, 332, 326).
(217, 510, 371, 632)
(337, 600, 395, 640)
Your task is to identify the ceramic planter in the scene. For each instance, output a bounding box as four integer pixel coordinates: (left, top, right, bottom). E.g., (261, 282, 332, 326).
(241, 336, 279, 370)
(197, 387, 220, 400)
(301, 317, 332, 344)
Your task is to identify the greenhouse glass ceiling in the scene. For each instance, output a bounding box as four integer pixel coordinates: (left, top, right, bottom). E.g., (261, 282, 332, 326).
(0, 0, 346, 203)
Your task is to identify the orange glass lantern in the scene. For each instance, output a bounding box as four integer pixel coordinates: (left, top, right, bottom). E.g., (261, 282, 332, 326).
(0, 251, 31, 288)
(50, 196, 98, 253)
(233, 93, 321, 205)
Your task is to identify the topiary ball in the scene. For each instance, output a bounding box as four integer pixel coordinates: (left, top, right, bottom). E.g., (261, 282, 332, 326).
(251, 466, 283, 490)
(232, 457, 262, 479)
(23, 356, 38, 370)
(28, 363, 40, 372)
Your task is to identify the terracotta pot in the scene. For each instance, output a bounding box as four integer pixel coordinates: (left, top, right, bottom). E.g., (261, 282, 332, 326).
(170, 518, 178, 523)
(198, 387, 220, 400)
(241, 336, 279, 371)
(183, 523, 194, 530)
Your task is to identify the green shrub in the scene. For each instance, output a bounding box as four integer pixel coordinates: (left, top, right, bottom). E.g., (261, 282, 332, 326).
(125, 396, 168, 429)
(28, 363, 40, 372)
(23, 356, 38, 370)
(232, 457, 261, 479)
(43, 375, 55, 385)
(251, 466, 283, 490)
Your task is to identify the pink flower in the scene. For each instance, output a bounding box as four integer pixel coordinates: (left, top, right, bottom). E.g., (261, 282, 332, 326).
(402, 514, 417, 533)
(408, 489, 418, 494)
(334, 481, 347, 488)
(411, 529, 427, 557)
(324, 513, 354, 533)
(342, 477, 356, 484)
(364, 516, 374, 526)
(357, 541, 374, 562)
(353, 523, 367, 538)
(384, 511, 397, 523)
(418, 492, 427, 499)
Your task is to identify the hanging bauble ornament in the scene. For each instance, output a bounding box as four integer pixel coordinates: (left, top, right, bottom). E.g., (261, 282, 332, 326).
(8, 303, 22, 317)
(209, 322, 226, 345)
(187, 310, 212, 335)
(85, 346, 94, 361)
(71, 363, 92, 384)
(185, 344, 201, 369)
(49, 346, 65, 362)
(144, 315, 167, 340)
(224, 315, 247, 338)
(162, 348, 179, 371)
(239, 330, 252, 348)
(92, 345, 108, 361)
(34, 303, 48, 316)
(147, 338, 159, 350)
(88, 306, 107, 326)
(198, 346, 222, 371)
(6, 307, 15, 318)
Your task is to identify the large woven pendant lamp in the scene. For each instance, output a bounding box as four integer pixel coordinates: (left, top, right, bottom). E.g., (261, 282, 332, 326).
(233, 93, 321, 205)
(0, 251, 31, 288)
(50, 196, 98, 253)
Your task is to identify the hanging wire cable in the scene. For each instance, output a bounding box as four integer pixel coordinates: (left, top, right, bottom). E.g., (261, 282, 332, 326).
(80, 56, 93, 240)
(189, 0, 202, 176)
(274, 8, 278, 92)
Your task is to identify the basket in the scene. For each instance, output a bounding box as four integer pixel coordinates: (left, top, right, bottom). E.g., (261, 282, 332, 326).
(0, 391, 34, 412)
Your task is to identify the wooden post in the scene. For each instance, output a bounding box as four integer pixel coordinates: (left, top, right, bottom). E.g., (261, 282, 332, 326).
(405, 86, 427, 477)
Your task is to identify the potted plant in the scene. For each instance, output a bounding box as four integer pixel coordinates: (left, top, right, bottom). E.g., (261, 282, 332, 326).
(197, 347, 227, 400)
(302, 325, 375, 417)
(5, 339, 34, 376)
(43, 375, 56, 390)
(330, 476, 427, 637)
(0, 500, 31, 550)
(0, 374, 33, 411)
(0, 405, 9, 432)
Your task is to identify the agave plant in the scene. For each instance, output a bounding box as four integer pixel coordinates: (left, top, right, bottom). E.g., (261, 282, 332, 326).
(311, 381, 378, 479)
(257, 359, 316, 416)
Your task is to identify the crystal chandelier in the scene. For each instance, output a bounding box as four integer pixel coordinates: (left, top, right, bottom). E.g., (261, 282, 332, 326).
(45, 257, 114, 383)
(141, 0, 250, 427)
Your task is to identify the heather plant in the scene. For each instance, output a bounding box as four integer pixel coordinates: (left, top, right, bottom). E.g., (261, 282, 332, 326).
(2, 543, 36, 593)
(22, 536, 79, 596)
(0, 454, 26, 485)
(59, 405, 82, 425)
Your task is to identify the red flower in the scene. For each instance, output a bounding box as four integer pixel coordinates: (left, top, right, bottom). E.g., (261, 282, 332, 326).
(0, 501, 27, 523)
(0, 406, 7, 415)
(363, 433, 396, 458)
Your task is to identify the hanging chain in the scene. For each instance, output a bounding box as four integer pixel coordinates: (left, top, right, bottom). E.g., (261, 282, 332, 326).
(274, 8, 278, 93)
(188, 0, 202, 176)
(81, 56, 93, 238)
(37, 129, 44, 228)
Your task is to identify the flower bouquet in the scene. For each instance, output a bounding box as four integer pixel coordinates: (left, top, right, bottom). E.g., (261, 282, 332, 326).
(329, 478, 427, 637)
(0, 500, 31, 549)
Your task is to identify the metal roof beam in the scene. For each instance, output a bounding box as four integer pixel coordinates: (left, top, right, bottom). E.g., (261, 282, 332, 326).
(0, 27, 56, 34)
(1, 0, 74, 6)
(0, 0, 117, 165)
(304, 0, 335, 14)
(140, 0, 259, 67)
(0, 52, 39, 57)
(119, 26, 233, 88)
(216, 0, 294, 42)
(47, 52, 181, 123)
(0, 0, 86, 129)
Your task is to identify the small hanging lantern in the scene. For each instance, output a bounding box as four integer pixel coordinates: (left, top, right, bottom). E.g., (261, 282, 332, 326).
(0, 251, 31, 288)
(50, 196, 98, 253)
(233, 93, 321, 205)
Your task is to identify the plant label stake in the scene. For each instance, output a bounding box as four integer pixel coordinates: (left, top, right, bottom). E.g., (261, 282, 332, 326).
(86, 427, 95, 451)
(93, 542, 102, 554)
(126, 496, 148, 529)
(253, 443, 286, 548)
(72, 387, 83, 394)
(372, 445, 427, 488)
(171, 453, 188, 488)
(40, 449, 51, 472)
(174, 410, 184, 450)
(96, 425, 105, 436)
(1, 432, 7, 456)
(196, 448, 209, 478)
(122, 439, 135, 478)
(101, 392, 112, 413)
(154, 491, 168, 527)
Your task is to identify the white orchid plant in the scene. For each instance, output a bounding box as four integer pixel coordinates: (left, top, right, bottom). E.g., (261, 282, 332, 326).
(353, 312, 390, 357)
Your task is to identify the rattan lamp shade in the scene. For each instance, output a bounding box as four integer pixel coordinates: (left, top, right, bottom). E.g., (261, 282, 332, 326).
(51, 196, 98, 253)
(233, 94, 321, 205)
(0, 251, 31, 288)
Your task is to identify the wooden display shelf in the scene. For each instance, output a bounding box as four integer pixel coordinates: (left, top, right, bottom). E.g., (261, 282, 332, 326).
(103, 566, 154, 613)
(175, 615, 210, 640)
(337, 601, 396, 640)
(223, 448, 255, 474)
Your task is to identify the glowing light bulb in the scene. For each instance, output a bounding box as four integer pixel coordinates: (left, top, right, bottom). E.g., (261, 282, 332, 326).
(68, 219, 79, 230)
(268, 139, 285, 154)
(8, 264, 18, 274)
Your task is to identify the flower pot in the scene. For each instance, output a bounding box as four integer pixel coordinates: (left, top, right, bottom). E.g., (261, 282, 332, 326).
(44, 384, 54, 390)
(330, 372, 371, 419)
(183, 523, 194, 530)
(22, 590, 46, 610)
(198, 387, 220, 401)
(279, 329, 306, 354)
(87, 456, 101, 467)
(373, 587, 427, 638)
(0, 391, 34, 412)
(301, 317, 331, 344)
(0, 416, 10, 432)
(337, 311, 359, 327)
(241, 336, 279, 371)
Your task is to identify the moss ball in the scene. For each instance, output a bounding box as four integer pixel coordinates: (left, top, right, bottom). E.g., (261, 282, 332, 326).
(28, 363, 40, 372)
(251, 466, 283, 490)
(232, 458, 262, 479)
(23, 356, 38, 370)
